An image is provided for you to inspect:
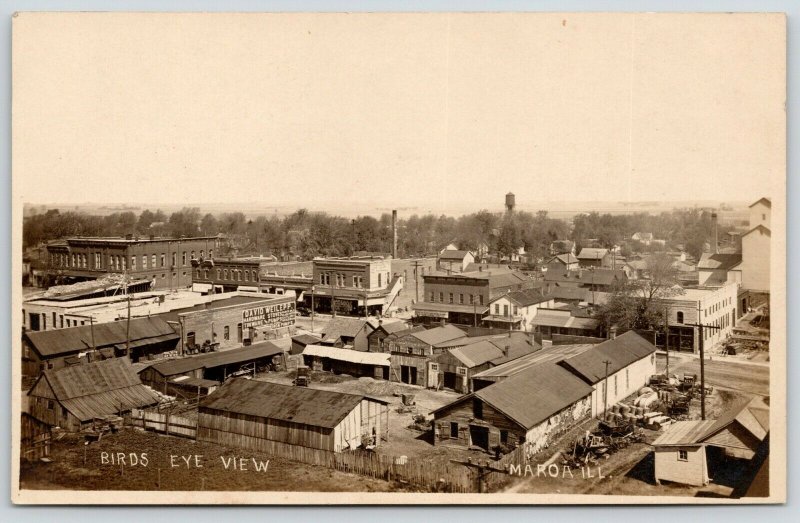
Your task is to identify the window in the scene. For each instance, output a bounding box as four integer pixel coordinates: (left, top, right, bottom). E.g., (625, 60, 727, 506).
(469, 294, 474, 305)
(182, 251, 187, 265)
(142, 255, 147, 269)
(678, 450, 688, 461)
(479, 295, 484, 305)
(121, 256, 127, 271)
(204, 269, 209, 279)
(473, 398, 483, 419)
(60, 316, 63, 328)
(237, 270, 242, 281)
(500, 430, 509, 444)
(514, 306, 518, 315)
(217, 269, 221, 279)
(378, 273, 382, 287)
(448, 293, 453, 304)
(439, 292, 444, 302)
(224, 269, 229, 279)
(151, 254, 157, 268)
(459, 293, 464, 304)
(430, 291, 435, 302)
(131, 256, 136, 270)
(503, 305, 509, 316)
(450, 422, 459, 438)
(252, 270, 258, 281)
(244, 271, 249, 281)
(320, 274, 325, 284)
(237, 323, 243, 343)
(676, 311, 684, 324)
(494, 304, 500, 314)
(186, 331, 195, 346)
(66, 319, 71, 327)
(224, 326, 230, 340)
(47, 400, 54, 411)
(762, 213, 766, 221)
(172, 252, 177, 267)
(160, 254, 166, 267)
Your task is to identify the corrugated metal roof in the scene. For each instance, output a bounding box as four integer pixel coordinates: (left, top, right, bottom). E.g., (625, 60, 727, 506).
(411, 324, 468, 346)
(449, 341, 504, 368)
(302, 345, 390, 366)
(32, 358, 160, 422)
(559, 331, 656, 384)
(144, 342, 284, 377)
(469, 363, 593, 430)
(199, 379, 386, 429)
(473, 343, 596, 380)
(24, 316, 178, 358)
(652, 420, 718, 446)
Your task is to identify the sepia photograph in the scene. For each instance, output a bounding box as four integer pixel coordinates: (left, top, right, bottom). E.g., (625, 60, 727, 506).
(10, 11, 786, 505)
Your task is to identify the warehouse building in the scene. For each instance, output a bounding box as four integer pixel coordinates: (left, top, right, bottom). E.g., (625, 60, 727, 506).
(301, 345, 390, 379)
(197, 379, 390, 453)
(27, 358, 160, 431)
(22, 316, 180, 378)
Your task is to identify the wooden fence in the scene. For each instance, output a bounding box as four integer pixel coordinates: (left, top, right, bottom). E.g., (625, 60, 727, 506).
(130, 408, 197, 439)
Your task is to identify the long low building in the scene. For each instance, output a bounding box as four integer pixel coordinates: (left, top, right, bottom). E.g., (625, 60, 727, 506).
(138, 341, 285, 392)
(302, 345, 390, 380)
(197, 379, 390, 453)
(22, 316, 180, 378)
(27, 358, 160, 431)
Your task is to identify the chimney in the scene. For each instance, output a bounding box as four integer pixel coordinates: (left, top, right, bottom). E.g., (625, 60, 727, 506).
(609, 326, 618, 340)
(503, 345, 510, 357)
(392, 210, 398, 259)
(125, 233, 133, 240)
(712, 212, 718, 254)
(149, 234, 155, 241)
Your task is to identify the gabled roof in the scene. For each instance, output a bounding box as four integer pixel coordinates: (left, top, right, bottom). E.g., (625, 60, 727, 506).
(439, 363, 593, 430)
(321, 317, 371, 342)
(548, 253, 578, 265)
(292, 334, 322, 345)
(142, 341, 284, 377)
(449, 341, 504, 368)
(199, 379, 387, 429)
(438, 250, 473, 261)
(577, 248, 609, 260)
(367, 319, 411, 336)
(697, 253, 743, 271)
(559, 331, 656, 384)
(653, 397, 770, 447)
(749, 197, 771, 208)
(473, 343, 596, 380)
(490, 289, 551, 307)
(30, 358, 160, 422)
(742, 224, 771, 238)
(24, 317, 179, 358)
(411, 324, 467, 346)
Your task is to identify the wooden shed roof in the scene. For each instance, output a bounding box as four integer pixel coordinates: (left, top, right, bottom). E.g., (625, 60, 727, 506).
(559, 331, 656, 384)
(199, 379, 387, 429)
(142, 341, 284, 377)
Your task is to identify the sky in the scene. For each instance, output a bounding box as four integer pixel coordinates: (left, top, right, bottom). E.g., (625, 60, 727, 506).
(12, 12, 785, 209)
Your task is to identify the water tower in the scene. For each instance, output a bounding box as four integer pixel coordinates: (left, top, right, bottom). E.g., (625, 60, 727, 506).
(505, 192, 516, 213)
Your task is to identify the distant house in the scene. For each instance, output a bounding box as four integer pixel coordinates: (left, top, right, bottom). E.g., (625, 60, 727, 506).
(549, 240, 576, 256)
(652, 397, 769, 487)
(197, 379, 389, 453)
(436, 250, 475, 274)
(576, 248, 611, 268)
(384, 324, 469, 386)
(27, 358, 160, 431)
(529, 307, 602, 340)
(290, 333, 321, 355)
(431, 362, 593, 453)
(632, 232, 654, 246)
(319, 317, 374, 350)
(545, 253, 579, 272)
(366, 319, 414, 352)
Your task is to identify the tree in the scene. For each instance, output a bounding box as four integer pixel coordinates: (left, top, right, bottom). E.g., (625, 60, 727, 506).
(595, 253, 685, 333)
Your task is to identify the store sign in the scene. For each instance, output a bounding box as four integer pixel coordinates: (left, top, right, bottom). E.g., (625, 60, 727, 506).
(242, 301, 295, 330)
(416, 310, 448, 319)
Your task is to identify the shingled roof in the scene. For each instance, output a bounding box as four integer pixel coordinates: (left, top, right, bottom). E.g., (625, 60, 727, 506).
(559, 331, 656, 384)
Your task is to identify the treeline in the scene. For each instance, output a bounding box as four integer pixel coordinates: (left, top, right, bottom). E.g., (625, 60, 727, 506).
(23, 206, 722, 261)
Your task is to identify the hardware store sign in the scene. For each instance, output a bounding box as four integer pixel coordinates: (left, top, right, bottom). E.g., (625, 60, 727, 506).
(242, 302, 294, 330)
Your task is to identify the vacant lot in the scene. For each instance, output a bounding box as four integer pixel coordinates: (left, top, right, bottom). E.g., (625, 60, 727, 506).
(20, 428, 401, 492)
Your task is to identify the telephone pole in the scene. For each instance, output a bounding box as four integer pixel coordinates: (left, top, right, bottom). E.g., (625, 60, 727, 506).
(450, 458, 511, 493)
(603, 359, 611, 417)
(410, 259, 423, 303)
(125, 270, 131, 356)
(664, 304, 670, 378)
(683, 321, 722, 420)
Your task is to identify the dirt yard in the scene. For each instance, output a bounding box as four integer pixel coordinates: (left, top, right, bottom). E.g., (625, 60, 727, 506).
(19, 428, 402, 492)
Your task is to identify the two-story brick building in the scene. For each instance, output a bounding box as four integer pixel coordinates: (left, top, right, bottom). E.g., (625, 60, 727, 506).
(413, 267, 536, 326)
(305, 256, 403, 317)
(191, 257, 313, 295)
(661, 282, 740, 352)
(45, 235, 220, 290)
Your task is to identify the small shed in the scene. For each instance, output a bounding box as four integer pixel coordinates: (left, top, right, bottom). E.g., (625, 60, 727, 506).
(291, 333, 321, 355)
(197, 379, 390, 453)
(302, 344, 390, 380)
(27, 358, 161, 431)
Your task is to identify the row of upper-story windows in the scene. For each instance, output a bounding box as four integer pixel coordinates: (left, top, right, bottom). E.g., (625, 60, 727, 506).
(704, 297, 731, 318)
(318, 272, 367, 288)
(428, 291, 484, 306)
(194, 268, 259, 282)
(51, 249, 212, 271)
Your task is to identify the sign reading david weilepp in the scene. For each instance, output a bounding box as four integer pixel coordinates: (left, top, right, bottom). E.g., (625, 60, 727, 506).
(241, 301, 294, 330)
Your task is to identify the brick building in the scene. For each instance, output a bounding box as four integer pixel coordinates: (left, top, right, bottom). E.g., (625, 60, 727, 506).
(306, 257, 403, 317)
(414, 267, 536, 326)
(45, 235, 220, 290)
(191, 257, 313, 295)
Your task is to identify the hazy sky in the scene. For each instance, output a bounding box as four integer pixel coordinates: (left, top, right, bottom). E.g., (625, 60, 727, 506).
(13, 12, 785, 208)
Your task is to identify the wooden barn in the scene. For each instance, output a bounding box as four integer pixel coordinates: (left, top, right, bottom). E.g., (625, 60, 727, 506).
(653, 397, 770, 487)
(197, 379, 390, 453)
(301, 344, 390, 379)
(432, 362, 593, 455)
(27, 358, 161, 431)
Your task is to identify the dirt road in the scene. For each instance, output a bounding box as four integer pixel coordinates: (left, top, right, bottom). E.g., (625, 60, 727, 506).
(662, 355, 770, 397)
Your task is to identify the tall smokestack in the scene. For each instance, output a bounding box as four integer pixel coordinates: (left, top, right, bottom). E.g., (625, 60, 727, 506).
(392, 210, 398, 259)
(712, 212, 718, 254)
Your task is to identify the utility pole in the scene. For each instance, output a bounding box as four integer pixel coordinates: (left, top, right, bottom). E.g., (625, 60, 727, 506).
(450, 458, 511, 493)
(331, 273, 336, 318)
(473, 295, 477, 328)
(311, 285, 315, 332)
(664, 304, 670, 378)
(125, 270, 131, 357)
(683, 321, 722, 420)
(603, 359, 611, 417)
